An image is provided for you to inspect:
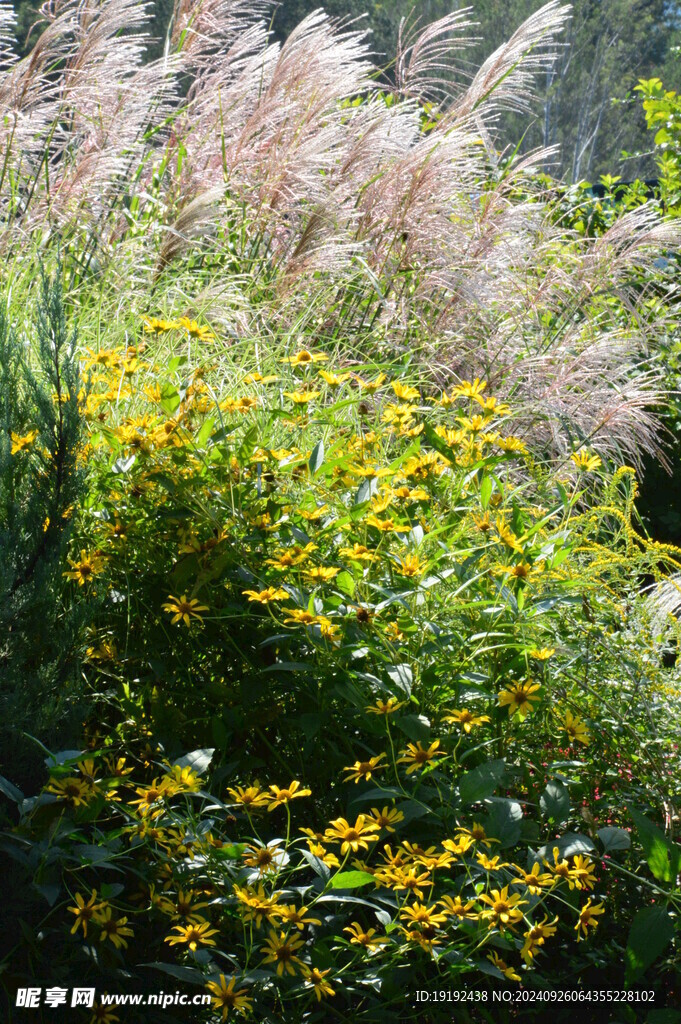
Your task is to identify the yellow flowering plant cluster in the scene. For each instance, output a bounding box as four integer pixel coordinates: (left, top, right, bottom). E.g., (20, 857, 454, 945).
(4, 340, 681, 1021)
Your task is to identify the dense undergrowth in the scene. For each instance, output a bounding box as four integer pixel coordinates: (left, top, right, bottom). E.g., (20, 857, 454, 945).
(0, 2, 680, 1023)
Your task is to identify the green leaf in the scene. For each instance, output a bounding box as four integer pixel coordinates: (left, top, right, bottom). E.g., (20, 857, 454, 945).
(629, 808, 681, 883)
(540, 780, 570, 823)
(144, 963, 206, 985)
(335, 570, 355, 597)
(0, 774, 24, 803)
(160, 382, 181, 414)
(354, 476, 378, 505)
(173, 748, 215, 775)
(459, 759, 505, 804)
(625, 906, 675, 984)
(330, 870, 375, 889)
(309, 438, 325, 475)
(486, 798, 523, 848)
(480, 475, 493, 509)
(396, 714, 431, 743)
(597, 826, 631, 852)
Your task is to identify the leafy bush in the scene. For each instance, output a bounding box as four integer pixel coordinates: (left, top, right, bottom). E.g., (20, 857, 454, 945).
(3, 339, 680, 1022)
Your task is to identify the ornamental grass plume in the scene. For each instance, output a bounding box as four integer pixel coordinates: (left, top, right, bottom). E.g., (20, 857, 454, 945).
(0, 0, 678, 472)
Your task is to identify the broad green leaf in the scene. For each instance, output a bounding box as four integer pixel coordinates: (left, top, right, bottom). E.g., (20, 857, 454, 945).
(459, 759, 505, 804)
(396, 714, 431, 743)
(160, 382, 181, 414)
(330, 870, 375, 889)
(486, 798, 523, 848)
(308, 438, 324, 475)
(173, 748, 215, 774)
(0, 774, 24, 803)
(625, 906, 675, 983)
(540, 780, 570, 823)
(630, 808, 681, 883)
(335, 570, 355, 597)
(598, 826, 631, 852)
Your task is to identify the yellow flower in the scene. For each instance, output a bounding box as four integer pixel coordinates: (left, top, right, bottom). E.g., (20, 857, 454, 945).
(227, 784, 270, 810)
(277, 905, 322, 930)
(476, 853, 508, 871)
(303, 566, 340, 583)
(260, 930, 305, 976)
(399, 902, 448, 928)
(571, 854, 598, 890)
(45, 776, 93, 806)
(366, 696, 406, 715)
(233, 884, 283, 928)
(90, 1005, 120, 1024)
(242, 587, 288, 604)
(497, 680, 541, 716)
(520, 914, 559, 964)
(164, 920, 220, 951)
(450, 378, 487, 399)
(205, 975, 253, 1020)
(177, 317, 215, 341)
(439, 894, 478, 920)
(563, 709, 591, 745)
(544, 846, 574, 886)
(283, 349, 328, 366)
(162, 594, 209, 626)
(95, 908, 134, 949)
(369, 806, 404, 832)
(487, 952, 521, 982)
(530, 647, 555, 660)
(391, 381, 420, 400)
(284, 389, 320, 404)
(340, 543, 377, 562)
(244, 372, 279, 384)
(143, 317, 180, 334)
(343, 922, 388, 948)
(442, 708, 490, 734)
(318, 369, 351, 386)
(157, 889, 211, 924)
(283, 608, 325, 626)
(478, 886, 527, 929)
(64, 550, 107, 586)
(473, 394, 511, 416)
(267, 780, 311, 810)
(129, 777, 173, 814)
(243, 841, 287, 875)
(575, 899, 605, 940)
(301, 965, 335, 1001)
(343, 753, 387, 783)
(495, 517, 524, 553)
(265, 544, 315, 569)
(396, 740, 442, 774)
(324, 815, 379, 854)
(354, 373, 387, 392)
(394, 553, 425, 578)
(297, 504, 329, 521)
(512, 863, 554, 894)
(10, 429, 39, 454)
(366, 514, 402, 532)
(571, 449, 602, 472)
(67, 891, 106, 937)
(381, 865, 431, 900)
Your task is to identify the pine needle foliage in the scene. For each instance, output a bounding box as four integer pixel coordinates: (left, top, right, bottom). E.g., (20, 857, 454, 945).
(0, 268, 88, 779)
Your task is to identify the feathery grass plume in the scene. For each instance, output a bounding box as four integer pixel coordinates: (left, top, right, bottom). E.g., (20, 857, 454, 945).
(0, 0, 678, 469)
(394, 8, 478, 102)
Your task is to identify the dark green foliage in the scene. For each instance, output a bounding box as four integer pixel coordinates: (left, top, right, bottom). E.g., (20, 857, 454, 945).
(0, 269, 88, 787)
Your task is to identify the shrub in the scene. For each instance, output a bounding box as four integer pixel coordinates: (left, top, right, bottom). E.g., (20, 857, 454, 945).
(3, 338, 679, 1022)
